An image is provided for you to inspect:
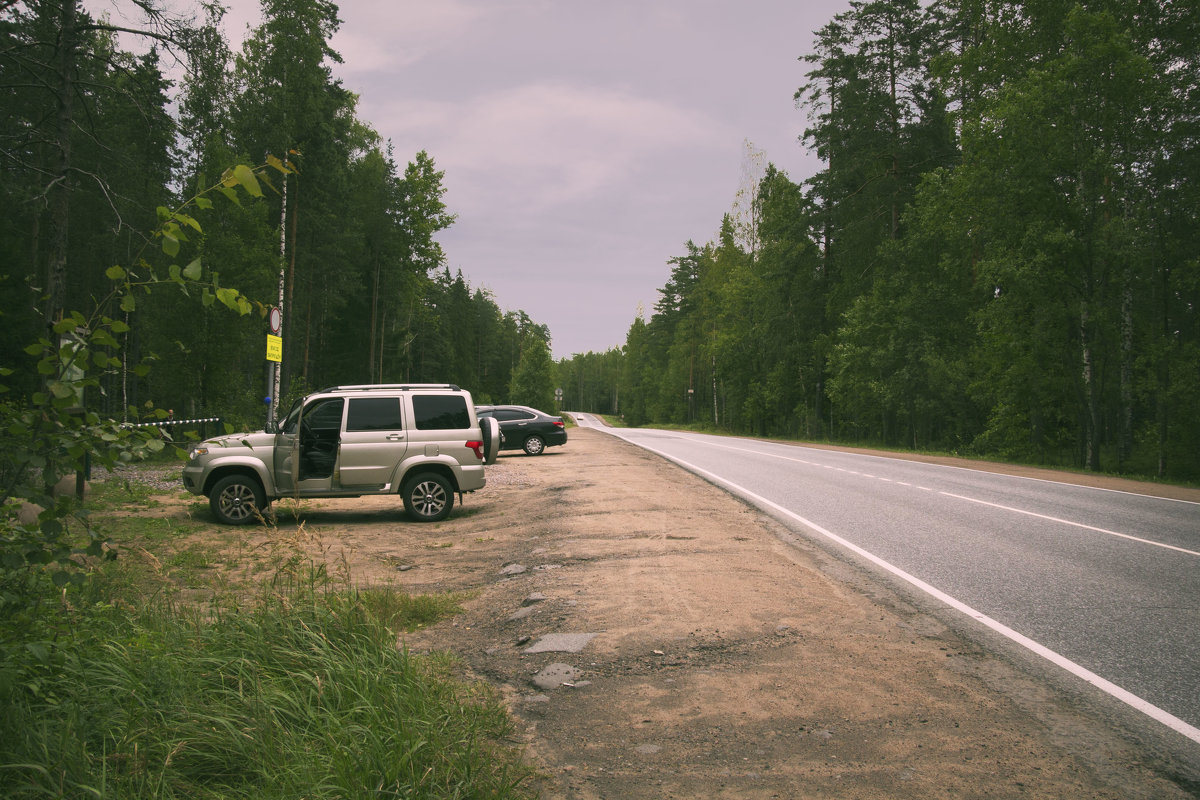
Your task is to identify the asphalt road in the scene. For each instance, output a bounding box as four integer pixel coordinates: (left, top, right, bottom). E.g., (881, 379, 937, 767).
(570, 414, 1200, 747)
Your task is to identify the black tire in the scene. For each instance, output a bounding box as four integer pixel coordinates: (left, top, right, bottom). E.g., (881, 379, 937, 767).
(209, 474, 267, 525)
(402, 472, 454, 522)
(523, 435, 546, 456)
(480, 416, 500, 465)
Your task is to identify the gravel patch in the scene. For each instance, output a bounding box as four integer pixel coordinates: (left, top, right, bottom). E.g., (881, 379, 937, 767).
(104, 463, 184, 492)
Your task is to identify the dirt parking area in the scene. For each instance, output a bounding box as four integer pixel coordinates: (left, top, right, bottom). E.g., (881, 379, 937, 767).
(159, 427, 1199, 798)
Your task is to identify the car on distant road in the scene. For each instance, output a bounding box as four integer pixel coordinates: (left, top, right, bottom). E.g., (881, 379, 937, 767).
(474, 405, 567, 456)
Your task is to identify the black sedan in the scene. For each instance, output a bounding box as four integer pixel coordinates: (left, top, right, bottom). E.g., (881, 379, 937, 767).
(474, 405, 567, 456)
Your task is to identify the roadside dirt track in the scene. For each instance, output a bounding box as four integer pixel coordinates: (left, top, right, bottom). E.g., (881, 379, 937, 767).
(196, 428, 1199, 798)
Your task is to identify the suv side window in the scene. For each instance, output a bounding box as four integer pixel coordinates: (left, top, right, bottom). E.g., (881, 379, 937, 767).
(304, 398, 345, 431)
(346, 397, 403, 431)
(412, 394, 470, 430)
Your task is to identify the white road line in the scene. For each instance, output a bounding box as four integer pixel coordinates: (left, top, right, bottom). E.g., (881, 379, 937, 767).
(620, 436, 1200, 747)
(940, 492, 1200, 558)
(647, 434, 1193, 557)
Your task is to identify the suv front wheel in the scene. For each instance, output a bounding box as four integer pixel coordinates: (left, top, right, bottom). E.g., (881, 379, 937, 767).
(402, 472, 454, 522)
(210, 474, 266, 525)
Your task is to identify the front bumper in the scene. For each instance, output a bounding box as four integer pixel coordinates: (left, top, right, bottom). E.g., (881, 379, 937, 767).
(181, 463, 205, 495)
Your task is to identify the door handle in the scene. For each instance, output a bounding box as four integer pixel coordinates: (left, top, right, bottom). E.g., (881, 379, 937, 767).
(386, 434, 405, 441)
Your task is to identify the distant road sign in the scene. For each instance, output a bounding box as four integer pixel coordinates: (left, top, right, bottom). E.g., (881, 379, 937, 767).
(266, 334, 282, 362)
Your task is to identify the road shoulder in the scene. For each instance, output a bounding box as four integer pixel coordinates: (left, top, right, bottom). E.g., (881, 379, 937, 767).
(371, 429, 1195, 799)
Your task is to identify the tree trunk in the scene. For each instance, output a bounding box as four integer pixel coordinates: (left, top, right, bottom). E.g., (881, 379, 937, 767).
(1156, 260, 1170, 478)
(368, 260, 380, 381)
(711, 353, 718, 427)
(43, 0, 81, 329)
(1080, 301, 1101, 471)
(1118, 275, 1134, 470)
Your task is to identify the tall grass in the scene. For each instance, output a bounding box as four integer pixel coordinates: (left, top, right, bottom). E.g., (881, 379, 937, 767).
(0, 562, 533, 799)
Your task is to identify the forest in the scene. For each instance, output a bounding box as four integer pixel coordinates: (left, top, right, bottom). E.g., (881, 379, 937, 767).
(3, 0, 1198, 483)
(1, 0, 555, 437)
(558, 0, 1200, 482)
(0, 5, 564, 792)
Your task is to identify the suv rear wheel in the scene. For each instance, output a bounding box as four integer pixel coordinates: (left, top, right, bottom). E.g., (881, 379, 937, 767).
(402, 472, 454, 522)
(210, 474, 266, 525)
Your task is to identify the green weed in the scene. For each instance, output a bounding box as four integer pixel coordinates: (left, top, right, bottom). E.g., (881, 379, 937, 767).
(0, 478, 535, 799)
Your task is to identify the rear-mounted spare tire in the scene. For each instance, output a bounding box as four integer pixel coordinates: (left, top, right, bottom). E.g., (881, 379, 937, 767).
(480, 415, 500, 464)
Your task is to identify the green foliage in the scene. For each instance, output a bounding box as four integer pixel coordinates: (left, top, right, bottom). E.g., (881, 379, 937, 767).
(602, 0, 1200, 480)
(3, 0, 549, 428)
(1, 0, 556, 606)
(0, 572, 532, 799)
(508, 337, 556, 410)
(0, 162, 289, 605)
(554, 348, 623, 414)
(0, 5, 551, 796)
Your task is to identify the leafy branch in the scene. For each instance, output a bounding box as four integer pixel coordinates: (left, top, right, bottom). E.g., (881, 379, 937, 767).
(0, 158, 293, 598)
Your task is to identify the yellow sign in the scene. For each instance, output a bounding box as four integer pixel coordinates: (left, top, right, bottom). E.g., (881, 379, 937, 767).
(266, 334, 282, 362)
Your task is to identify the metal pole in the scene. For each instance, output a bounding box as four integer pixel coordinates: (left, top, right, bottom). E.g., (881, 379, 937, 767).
(266, 360, 275, 430)
(271, 168, 287, 425)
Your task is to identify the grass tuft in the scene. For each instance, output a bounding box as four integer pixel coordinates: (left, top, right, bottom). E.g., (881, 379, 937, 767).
(0, 477, 534, 799)
(1, 575, 532, 799)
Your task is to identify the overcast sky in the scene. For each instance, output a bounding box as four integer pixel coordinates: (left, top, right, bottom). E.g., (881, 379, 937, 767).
(213, 1, 852, 358)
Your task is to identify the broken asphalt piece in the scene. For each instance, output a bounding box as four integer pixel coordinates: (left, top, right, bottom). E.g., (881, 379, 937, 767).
(531, 662, 581, 691)
(507, 606, 537, 622)
(523, 633, 597, 654)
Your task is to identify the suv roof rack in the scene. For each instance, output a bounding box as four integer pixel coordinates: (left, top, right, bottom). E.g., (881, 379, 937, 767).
(317, 384, 462, 393)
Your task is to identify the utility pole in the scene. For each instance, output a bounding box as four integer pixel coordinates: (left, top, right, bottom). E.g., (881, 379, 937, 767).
(266, 167, 287, 428)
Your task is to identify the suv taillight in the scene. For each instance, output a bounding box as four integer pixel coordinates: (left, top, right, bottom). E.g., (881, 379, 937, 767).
(466, 440, 484, 460)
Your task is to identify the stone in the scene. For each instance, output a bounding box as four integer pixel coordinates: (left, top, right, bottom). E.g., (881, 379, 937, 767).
(523, 633, 597, 654)
(507, 606, 536, 622)
(531, 662, 581, 690)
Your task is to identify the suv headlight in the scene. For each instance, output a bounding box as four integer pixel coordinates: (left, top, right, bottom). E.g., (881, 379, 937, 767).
(189, 445, 209, 460)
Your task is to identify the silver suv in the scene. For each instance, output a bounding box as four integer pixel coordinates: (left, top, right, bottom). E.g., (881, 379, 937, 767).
(183, 384, 499, 524)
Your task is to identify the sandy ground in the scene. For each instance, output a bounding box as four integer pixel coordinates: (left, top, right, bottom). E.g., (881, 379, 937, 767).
(162, 428, 1200, 798)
